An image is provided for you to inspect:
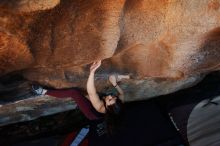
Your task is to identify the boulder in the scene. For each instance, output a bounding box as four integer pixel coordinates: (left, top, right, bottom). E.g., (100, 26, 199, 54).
(0, 0, 220, 100)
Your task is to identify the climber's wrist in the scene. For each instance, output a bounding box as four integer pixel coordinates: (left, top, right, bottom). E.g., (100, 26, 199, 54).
(113, 84, 118, 88)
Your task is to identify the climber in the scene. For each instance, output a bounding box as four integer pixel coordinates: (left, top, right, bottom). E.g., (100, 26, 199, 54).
(32, 60, 129, 134)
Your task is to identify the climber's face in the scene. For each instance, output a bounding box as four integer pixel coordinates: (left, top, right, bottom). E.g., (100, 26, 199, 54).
(104, 95, 117, 106)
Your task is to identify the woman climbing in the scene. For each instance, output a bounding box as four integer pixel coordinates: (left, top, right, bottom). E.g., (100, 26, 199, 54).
(32, 60, 129, 134)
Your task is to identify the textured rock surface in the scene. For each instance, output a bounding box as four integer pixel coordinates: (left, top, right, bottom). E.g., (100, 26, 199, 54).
(0, 0, 220, 100)
(0, 0, 60, 12)
(0, 95, 76, 126)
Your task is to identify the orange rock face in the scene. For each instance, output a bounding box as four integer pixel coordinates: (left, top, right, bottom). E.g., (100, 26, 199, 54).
(0, 0, 220, 99)
(0, 30, 33, 75)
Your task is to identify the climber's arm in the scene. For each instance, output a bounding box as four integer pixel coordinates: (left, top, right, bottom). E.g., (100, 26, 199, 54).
(87, 61, 106, 113)
(109, 75, 129, 102)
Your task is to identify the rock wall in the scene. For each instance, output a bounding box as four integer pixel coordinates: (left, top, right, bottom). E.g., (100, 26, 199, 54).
(0, 0, 220, 100)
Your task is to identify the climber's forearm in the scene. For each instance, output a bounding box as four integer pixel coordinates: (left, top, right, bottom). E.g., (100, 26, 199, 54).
(86, 72, 97, 98)
(114, 84, 124, 95)
(114, 84, 124, 101)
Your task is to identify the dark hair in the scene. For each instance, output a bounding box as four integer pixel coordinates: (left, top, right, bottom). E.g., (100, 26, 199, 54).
(102, 94, 123, 135)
